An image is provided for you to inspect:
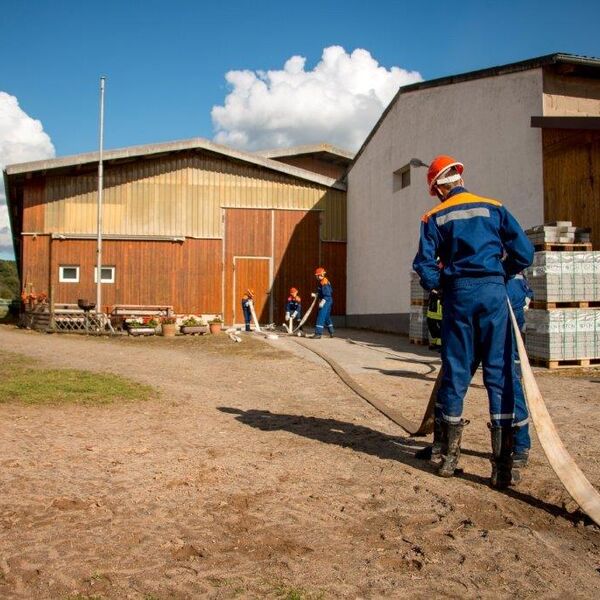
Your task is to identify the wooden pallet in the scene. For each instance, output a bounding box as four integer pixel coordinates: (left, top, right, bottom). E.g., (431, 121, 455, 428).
(530, 300, 600, 309)
(529, 356, 600, 369)
(534, 242, 593, 252)
(410, 298, 427, 306)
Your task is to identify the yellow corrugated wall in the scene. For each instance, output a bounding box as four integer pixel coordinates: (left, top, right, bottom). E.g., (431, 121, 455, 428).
(44, 153, 346, 241)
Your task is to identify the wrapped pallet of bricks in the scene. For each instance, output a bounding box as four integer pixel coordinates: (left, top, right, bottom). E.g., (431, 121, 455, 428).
(525, 251, 600, 304)
(525, 309, 600, 367)
(409, 303, 429, 344)
(523, 221, 600, 367)
(409, 271, 430, 345)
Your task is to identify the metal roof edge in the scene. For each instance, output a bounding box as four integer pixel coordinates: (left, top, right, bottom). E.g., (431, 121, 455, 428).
(257, 143, 355, 160)
(348, 52, 600, 175)
(5, 137, 346, 190)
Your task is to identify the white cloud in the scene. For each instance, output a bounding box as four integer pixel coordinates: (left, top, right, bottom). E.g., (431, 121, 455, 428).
(0, 91, 55, 259)
(211, 45, 422, 152)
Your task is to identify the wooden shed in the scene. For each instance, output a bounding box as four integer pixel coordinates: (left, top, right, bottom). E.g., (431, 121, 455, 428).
(3, 138, 349, 325)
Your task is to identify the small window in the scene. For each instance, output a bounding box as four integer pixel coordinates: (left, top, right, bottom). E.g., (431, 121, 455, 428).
(94, 266, 115, 284)
(59, 265, 80, 283)
(393, 164, 411, 192)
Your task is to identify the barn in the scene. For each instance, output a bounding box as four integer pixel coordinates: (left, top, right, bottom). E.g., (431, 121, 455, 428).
(346, 53, 600, 333)
(3, 138, 351, 325)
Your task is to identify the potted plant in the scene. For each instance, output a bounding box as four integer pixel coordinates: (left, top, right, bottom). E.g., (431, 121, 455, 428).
(180, 316, 209, 335)
(127, 317, 156, 336)
(161, 315, 178, 337)
(209, 316, 223, 335)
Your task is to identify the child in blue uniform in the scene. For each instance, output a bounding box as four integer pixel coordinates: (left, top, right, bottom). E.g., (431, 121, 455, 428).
(241, 289, 255, 332)
(311, 267, 334, 339)
(413, 155, 533, 489)
(285, 287, 302, 332)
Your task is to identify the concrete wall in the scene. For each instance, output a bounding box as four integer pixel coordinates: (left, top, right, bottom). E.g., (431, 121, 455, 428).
(347, 68, 545, 333)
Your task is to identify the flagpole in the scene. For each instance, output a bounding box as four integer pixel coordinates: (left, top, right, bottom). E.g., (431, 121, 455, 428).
(96, 76, 106, 314)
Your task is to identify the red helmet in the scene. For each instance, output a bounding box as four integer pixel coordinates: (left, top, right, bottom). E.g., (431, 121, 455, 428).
(289, 287, 298, 295)
(427, 155, 464, 196)
(314, 267, 326, 276)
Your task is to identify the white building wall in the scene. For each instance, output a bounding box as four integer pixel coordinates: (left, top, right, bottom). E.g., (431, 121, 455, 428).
(347, 68, 544, 332)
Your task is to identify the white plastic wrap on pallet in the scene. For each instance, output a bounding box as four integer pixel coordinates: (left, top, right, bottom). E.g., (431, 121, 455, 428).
(525, 308, 600, 360)
(410, 271, 429, 303)
(525, 252, 600, 302)
(409, 304, 429, 342)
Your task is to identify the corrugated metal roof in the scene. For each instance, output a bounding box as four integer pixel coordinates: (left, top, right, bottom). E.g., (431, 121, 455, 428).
(5, 136, 346, 191)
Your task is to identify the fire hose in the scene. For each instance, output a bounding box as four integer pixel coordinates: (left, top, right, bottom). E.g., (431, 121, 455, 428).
(295, 308, 600, 526)
(508, 302, 600, 526)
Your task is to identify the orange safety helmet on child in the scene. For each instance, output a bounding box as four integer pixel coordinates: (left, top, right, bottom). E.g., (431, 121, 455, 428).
(314, 267, 326, 276)
(427, 155, 464, 196)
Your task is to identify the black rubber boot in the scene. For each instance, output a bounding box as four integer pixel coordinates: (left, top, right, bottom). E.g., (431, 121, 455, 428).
(489, 424, 515, 489)
(415, 419, 443, 460)
(512, 449, 529, 469)
(437, 420, 465, 478)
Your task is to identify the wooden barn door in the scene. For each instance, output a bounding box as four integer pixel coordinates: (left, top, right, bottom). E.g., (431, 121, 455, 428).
(233, 257, 271, 324)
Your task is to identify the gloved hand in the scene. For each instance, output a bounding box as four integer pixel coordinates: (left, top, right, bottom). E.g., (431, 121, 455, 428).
(524, 297, 532, 311)
(291, 311, 298, 319)
(311, 292, 317, 298)
(285, 312, 291, 320)
(319, 299, 326, 308)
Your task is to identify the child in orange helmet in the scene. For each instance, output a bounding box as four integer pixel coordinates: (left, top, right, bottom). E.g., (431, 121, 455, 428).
(241, 289, 255, 332)
(285, 287, 303, 333)
(311, 267, 333, 339)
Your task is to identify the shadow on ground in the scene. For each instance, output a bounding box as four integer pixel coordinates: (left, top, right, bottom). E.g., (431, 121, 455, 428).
(219, 406, 586, 525)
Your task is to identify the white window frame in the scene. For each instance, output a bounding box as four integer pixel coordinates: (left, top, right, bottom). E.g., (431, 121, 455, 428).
(59, 265, 80, 283)
(94, 265, 116, 284)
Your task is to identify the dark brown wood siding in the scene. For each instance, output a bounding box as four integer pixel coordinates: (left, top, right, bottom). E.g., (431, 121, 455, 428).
(273, 210, 320, 324)
(224, 208, 272, 323)
(27, 238, 222, 313)
(321, 242, 347, 316)
(543, 129, 600, 248)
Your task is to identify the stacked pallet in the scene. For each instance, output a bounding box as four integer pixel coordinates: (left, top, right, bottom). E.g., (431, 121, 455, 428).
(409, 271, 430, 345)
(524, 223, 600, 368)
(525, 221, 591, 250)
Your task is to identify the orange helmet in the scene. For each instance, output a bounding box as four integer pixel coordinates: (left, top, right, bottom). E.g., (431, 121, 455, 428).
(246, 288, 255, 297)
(314, 267, 326, 276)
(289, 287, 298, 295)
(427, 155, 464, 196)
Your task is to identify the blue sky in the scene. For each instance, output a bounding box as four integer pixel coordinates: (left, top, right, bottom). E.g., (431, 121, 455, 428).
(2, 0, 599, 156)
(0, 0, 598, 260)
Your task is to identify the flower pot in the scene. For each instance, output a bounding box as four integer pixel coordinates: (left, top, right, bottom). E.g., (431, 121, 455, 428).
(181, 325, 208, 335)
(209, 322, 222, 335)
(128, 327, 156, 336)
(161, 323, 177, 337)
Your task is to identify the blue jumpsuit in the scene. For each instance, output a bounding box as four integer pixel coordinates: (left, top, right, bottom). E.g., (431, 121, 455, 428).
(413, 187, 534, 428)
(315, 278, 334, 336)
(241, 295, 253, 331)
(507, 275, 534, 453)
(285, 294, 302, 323)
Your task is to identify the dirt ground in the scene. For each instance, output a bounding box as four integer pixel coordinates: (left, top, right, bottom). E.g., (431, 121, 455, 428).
(0, 325, 599, 599)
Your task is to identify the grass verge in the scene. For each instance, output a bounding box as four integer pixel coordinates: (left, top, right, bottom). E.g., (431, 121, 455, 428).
(0, 351, 156, 406)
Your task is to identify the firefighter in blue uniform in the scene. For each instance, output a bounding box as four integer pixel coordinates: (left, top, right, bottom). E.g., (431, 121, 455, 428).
(311, 267, 334, 339)
(241, 289, 255, 332)
(507, 273, 534, 474)
(413, 155, 534, 489)
(285, 287, 303, 332)
(416, 274, 535, 480)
